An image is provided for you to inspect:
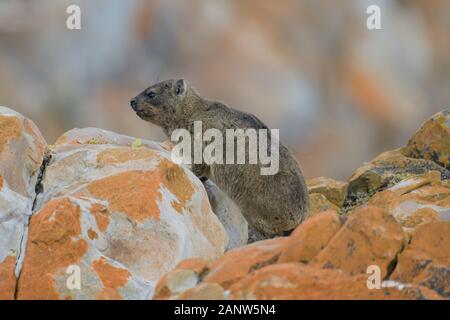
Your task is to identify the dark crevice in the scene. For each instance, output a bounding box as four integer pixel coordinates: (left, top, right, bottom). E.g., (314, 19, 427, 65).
(13, 151, 53, 300)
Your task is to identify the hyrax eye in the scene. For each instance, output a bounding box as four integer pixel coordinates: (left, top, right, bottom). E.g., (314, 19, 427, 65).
(146, 91, 156, 99)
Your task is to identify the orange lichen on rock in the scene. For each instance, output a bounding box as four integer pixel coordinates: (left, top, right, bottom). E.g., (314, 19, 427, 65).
(308, 193, 339, 216)
(393, 221, 450, 281)
(87, 170, 163, 222)
(23, 118, 46, 162)
(278, 210, 344, 263)
(228, 263, 441, 300)
(17, 198, 89, 300)
(313, 206, 406, 278)
(96, 147, 159, 166)
(175, 258, 210, 276)
(88, 228, 98, 240)
(160, 159, 195, 213)
(401, 109, 450, 170)
(87, 159, 194, 221)
(203, 238, 288, 289)
(90, 203, 110, 232)
(92, 257, 131, 299)
(0, 115, 21, 154)
(0, 256, 17, 300)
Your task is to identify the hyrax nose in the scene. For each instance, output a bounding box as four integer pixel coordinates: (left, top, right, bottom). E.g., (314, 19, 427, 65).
(130, 98, 138, 110)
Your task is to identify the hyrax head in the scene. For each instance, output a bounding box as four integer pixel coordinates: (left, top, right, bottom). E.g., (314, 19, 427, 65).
(130, 79, 189, 127)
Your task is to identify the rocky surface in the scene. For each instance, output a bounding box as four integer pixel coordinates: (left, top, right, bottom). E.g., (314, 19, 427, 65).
(0, 108, 229, 300)
(1, 108, 449, 300)
(0, 107, 46, 300)
(155, 109, 450, 300)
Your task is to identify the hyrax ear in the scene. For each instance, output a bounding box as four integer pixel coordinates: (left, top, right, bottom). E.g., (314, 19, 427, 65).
(174, 79, 186, 96)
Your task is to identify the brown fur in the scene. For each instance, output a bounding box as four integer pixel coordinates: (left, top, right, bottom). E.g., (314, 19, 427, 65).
(131, 79, 309, 242)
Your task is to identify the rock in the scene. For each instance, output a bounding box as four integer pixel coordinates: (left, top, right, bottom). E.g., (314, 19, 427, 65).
(313, 206, 406, 278)
(203, 237, 288, 289)
(345, 149, 450, 212)
(203, 180, 248, 249)
(53, 127, 166, 152)
(401, 109, 450, 171)
(154, 260, 224, 300)
(413, 264, 449, 298)
(16, 128, 228, 299)
(278, 211, 344, 263)
(307, 177, 348, 207)
(0, 256, 17, 300)
(153, 269, 199, 300)
(308, 193, 339, 217)
(175, 258, 210, 276)
(391, 221, 450, 297)
(0, 107, 47, 300)
(177, 283, 226, 300)
(228, 263, 441, 300)
(368, 172, 450, 231)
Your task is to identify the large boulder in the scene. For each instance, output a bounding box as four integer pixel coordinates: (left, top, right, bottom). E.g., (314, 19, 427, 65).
(391, 221, 450, 298)
(0, 107, 46, 300)
(368, 171, 450, 232)
(15, 128, 228, 299)
(312, 206, 406, 278)
(401, 109, 450, 171)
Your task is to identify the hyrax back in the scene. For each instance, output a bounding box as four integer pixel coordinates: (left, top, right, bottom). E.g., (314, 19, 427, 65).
(131, 79, 309, 242)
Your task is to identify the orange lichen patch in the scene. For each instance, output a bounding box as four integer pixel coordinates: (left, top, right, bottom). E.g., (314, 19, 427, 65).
(0, 256, 17, 300)
(229, 263, 441, 300)
(87, 171, 162, 222)
(406, 185, 450, 207)
(308, 193, 339, 217)
(401, 109, 450, 170)
(312, 206, 406, 278)
(96, 147, 159, 166)
(90, 203, 110, 232)
(17, 198, 89, 300)
(278, 210, 343, 264)
(392, 221, 450, 286)
(204, 238, 288, 289)
(0, 115, 21, 155)
(97, 287, 124, 300)
(87, 159, 194, 221)
(159, 159, 194, 213)
(176, 258, 210, 276)
(23, 118, 46, 160)
(88, 228, 98, 240)
(171, 200, 184, 213)
(92, 257, 131, 299)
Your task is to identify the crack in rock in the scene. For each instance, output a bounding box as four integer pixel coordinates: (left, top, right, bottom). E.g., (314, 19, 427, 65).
(13, 152, 52, 300)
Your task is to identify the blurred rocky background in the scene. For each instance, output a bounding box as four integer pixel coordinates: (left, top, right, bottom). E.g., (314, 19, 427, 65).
(0, 0, 449, 180)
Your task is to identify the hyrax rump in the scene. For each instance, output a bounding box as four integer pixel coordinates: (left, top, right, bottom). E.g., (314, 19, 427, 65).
(131, 79, 309, 242)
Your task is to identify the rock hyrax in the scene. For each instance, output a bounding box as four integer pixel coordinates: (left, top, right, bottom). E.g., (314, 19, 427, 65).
(131, 79, 309, 242)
